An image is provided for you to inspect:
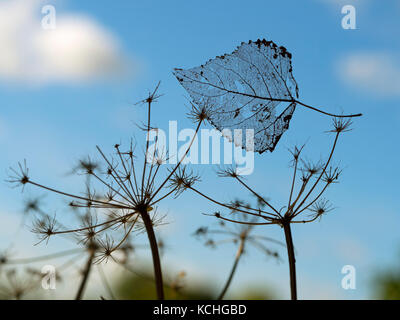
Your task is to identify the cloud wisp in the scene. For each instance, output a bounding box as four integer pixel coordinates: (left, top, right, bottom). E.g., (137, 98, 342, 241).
(338, 51, 400, 97)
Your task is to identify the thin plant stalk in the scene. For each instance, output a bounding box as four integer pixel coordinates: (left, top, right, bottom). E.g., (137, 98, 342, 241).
(75, 249, 95, 300)
(141, 209, 164, 300)
(98, 265, 116, 300)
(7, 84, 207, 300)
(180, 118, 353, 300)
(218, 236, 245, 300)
(283, 222, 297, 300)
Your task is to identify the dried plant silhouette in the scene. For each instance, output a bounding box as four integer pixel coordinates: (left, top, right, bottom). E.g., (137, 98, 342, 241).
(6, 83, 206, 300)
(174, 39, 361, 153)
(0, 228, 97, 300)
(194, 198, 284, 300)
(0, 269, 42, 299)
(0, 216, 183, 300)
(3, 38, 364, 301)
(175, 117, 352, 299)
(170, 39, 361, 299)
(0, 193, 138, 300)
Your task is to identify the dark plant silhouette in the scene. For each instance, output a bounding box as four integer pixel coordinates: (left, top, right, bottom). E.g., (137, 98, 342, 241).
(174, 117, 352, 299)
(0, 244, 86, 300)
(174, 39, 361, 153)
(171, 39, 361, 300)
(194, 198, 284, 299)
(6, 83, 205, 300)
(0, 269, 42, 300)
(2, 37, 365, 301)
(0, 194, 135, 300)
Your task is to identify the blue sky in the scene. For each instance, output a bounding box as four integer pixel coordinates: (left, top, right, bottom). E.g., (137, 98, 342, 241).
(0, 0, 399, 299)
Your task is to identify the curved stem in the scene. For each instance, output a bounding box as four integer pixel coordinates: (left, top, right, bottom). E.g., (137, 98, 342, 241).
(295, 100, 362, 118)
(141, 210, 164, 300)
(75, 249, 95, 300)
(27, 180, 131, 209)
(215, 214, 274, 225)
(234, 176, 280, 217)
(283, 222, 297, 300)
(7, 248, 83, 265)
(288, 158, 298, 209)
(141, 101, 152, 198)
(189, 186, 276, 221)
(180, 78, 362, 118)
(218, 237, 245, 300)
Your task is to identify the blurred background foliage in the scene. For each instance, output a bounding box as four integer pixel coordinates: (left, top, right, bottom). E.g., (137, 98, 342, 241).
(373, 254, 400, 300)
(115, 269, 275, 300)
(0, 265, 276, 300)
(2, 259, 400, 299)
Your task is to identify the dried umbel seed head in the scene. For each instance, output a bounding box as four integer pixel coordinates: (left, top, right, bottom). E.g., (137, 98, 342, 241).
(78, 217, 98, 244)
(6, 160, 30, 189)
(308, 199, 334, 219)
(217, 166, 240, 178)
(330, 117, 353, 133)
(23, 197, 42, 214)
(95, 236, 115, 264)
(205, 239, 216, 248)
(31, 215, 59, 245)
(0, 253, 8, 265)
(323, 166, 342, 184)
(169, 167, 200, 196)
(74, 157, 100, 176)
(194, 207, 282, 278)
(142, 81, 162, 104)
(288, 144, 305, 163)
(106, 166, 114, 176)
(301, 159, 324, 176)
(105, 189, 116, 202)
(187, 104, 212, 124)
(194, 227, 208, 236)
(230, 199, 246, 211)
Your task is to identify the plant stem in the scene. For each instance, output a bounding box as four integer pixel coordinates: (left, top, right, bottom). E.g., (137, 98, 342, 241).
(283, 222, 297, 300)
(141, 210, 164, 300)
(75, 249, 95, 300)
(218, 237, 245, 300)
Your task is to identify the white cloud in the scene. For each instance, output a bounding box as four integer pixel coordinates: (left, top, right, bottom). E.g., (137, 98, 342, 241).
(0, 0, 129, 85)
(338, 52, 400, 96)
